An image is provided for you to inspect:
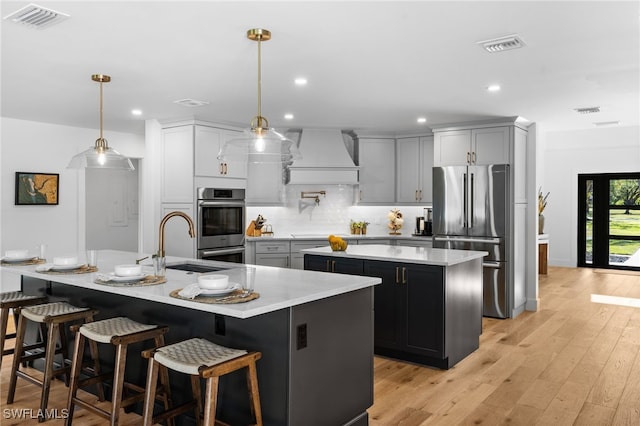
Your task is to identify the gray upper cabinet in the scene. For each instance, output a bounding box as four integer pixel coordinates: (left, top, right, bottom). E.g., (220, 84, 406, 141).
(434, 127, 509, 166)
(194, 125, 246, 178)
(357, 137, 396, 204)
(161, 125, 194, 203)
(396, 136, 434, 204)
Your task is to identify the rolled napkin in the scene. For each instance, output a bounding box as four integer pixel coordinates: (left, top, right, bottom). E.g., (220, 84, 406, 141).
(178, 283, 204, 299)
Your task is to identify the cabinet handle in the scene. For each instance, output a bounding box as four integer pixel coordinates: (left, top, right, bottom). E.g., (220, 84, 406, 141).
(472, 152, 476, 164)
(415, 190, 419, 201)
(419, 190, 423, 201)
(331, 260, 336, 273)
(326, 260, 331, 272)
(467, 152, 471, 164)
(396, 266, 400, 284)
(402, 267, 407, 284)
(360, 190, 363, 201)
(219, 163, 223, 174)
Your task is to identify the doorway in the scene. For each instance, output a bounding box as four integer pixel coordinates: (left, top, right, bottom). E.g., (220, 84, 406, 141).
(578, 173, 640, 270)
(85, 160, 139, 250)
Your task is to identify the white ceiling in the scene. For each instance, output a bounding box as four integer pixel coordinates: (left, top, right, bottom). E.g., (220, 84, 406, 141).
(1, 1, 639, 136)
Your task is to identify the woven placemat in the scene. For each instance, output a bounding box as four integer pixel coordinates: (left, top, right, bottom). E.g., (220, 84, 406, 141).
(38, 265, 98, 275)
(94, 275, 167, 287)
(170, 289, 260, 304)
(1, 258, 46, 266)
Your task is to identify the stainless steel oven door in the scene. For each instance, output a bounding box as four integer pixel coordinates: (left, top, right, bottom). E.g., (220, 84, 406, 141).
(197, 200, 245, 249)
(197, 246, 245, 263)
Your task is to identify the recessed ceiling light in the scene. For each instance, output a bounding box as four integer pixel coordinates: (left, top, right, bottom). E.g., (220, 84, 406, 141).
(131, 109, 142, 116)
(284, 113, 294, 120)
(294, 78, 307, 86)
(487, 84, 501, 92)
(417, 117, 427, 124)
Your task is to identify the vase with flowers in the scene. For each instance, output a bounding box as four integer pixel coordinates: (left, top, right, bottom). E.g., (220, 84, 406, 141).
(387, 209, 404, 235)
(538, 188, 550, 234)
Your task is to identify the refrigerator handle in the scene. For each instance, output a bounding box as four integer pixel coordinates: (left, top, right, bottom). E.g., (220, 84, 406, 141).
(463, 172, 468, 228)
(470, 172, 475, 229)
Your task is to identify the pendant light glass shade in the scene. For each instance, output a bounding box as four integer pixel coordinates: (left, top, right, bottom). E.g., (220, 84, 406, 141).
(217, 28, 301, 165)
(67, 74, 134, 171)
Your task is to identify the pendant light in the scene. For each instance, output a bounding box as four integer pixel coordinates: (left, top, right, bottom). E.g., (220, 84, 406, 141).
(67, 74, 134, 170)
(217, 29, 301, 165)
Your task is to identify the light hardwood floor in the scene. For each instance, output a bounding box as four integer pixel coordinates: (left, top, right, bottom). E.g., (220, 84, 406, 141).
(1, 266, 639, 425)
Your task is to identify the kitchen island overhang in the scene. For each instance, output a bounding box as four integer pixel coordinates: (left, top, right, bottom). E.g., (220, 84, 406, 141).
(302, 244, 488, 369)
(2, 250, 381, 426)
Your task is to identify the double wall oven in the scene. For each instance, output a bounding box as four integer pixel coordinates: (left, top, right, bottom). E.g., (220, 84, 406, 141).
(197, 188, 245, 263)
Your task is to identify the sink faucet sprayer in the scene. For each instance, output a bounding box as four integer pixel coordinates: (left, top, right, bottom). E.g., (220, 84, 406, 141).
(155, 211, 196, 276)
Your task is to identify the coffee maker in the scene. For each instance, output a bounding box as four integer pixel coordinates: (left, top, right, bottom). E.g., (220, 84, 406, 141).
(414, 208, 433, 236)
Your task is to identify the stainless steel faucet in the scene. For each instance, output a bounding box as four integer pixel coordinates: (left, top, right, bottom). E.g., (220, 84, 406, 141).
(158, 211, 196, 258)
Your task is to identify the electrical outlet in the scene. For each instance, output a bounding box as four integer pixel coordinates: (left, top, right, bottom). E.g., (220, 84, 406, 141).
(296, 323, 307, 350)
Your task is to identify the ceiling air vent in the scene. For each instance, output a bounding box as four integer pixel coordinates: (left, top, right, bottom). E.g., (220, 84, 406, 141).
(574, 106, 601, 114)
(173, 99, 210, 107)
(477, 34, 526, 53)
(3, 3, 69, 29)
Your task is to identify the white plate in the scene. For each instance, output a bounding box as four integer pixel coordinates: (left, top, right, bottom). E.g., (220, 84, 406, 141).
(50, 263, 84, 271)
(105, 273, 147, 282)
(2, 256, 36, 263)
(198, 282, 240, 296)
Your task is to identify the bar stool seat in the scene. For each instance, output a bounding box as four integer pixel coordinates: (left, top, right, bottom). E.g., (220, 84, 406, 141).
(66, 316, 170, 426)
(142, 338, 263, 426)
(7, 301, 98, 423)
(0, 291, 48, 369)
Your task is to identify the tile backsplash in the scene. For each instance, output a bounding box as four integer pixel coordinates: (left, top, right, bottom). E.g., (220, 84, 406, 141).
(246, 185, 431, 237)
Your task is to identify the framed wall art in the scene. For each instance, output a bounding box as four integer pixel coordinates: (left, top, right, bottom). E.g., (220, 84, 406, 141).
(15, 172, 59, 205)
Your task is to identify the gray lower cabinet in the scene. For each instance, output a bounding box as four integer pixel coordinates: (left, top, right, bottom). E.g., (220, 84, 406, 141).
(290, 240, 328, 269)
(304, 254, 482, 369)
(254, 241, 290, 268)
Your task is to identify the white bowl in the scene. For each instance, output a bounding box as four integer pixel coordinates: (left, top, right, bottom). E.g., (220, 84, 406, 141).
(114, 264, 143, 277)
(5, 249, 29, 259)
(53, 256, 79, 266)
(197, 274, 229, 290)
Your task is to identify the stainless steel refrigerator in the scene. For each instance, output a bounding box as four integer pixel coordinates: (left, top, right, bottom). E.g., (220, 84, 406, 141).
(432, 164, 510, 318)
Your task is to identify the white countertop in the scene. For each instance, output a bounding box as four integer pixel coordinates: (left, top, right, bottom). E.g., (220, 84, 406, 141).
(0, 250, 380, 319)
(302, 245, 488, 266)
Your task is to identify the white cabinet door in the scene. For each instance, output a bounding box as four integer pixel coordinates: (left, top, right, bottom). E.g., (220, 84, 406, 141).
(255, 253, 290, 268)
(396, 136, 433, 203)
(162, 126, 193, 203)
(160, 204, 195, 258)
(396, 137, 421, 203)
(472, 127, 510, 165)
(194, 126, 246, 178)
(419, 136, 434, 203)
(434, 130, 470, 166)
(358, 138, 395, 203)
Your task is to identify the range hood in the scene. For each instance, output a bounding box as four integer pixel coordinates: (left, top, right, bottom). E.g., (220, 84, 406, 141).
(287, 129, 359, 185)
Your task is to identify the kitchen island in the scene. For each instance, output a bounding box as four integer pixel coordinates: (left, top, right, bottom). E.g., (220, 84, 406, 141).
(303, 245, 487, 369)
(1, 250, 381, 426)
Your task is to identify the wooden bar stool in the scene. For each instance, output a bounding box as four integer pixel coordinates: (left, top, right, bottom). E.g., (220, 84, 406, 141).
(6, 301, 98, 422)
(0, 291, 48, 369)
(65, 317, 171, 425)
(141, 338, 263, 426)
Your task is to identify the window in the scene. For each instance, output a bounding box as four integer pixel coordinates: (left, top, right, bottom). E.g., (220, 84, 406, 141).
(578, 173, 640, 270)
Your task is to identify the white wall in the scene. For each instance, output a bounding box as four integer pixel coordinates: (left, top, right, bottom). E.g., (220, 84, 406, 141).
(0, 117, 143, 290)
(544, 125, 640, 267)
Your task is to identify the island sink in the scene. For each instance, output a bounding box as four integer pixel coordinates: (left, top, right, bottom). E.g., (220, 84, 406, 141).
(165, 262, 229, 273)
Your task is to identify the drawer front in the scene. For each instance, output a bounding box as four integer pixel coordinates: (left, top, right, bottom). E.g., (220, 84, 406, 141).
(255, 241, 290, 254)
(290, 240, 328, 253)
